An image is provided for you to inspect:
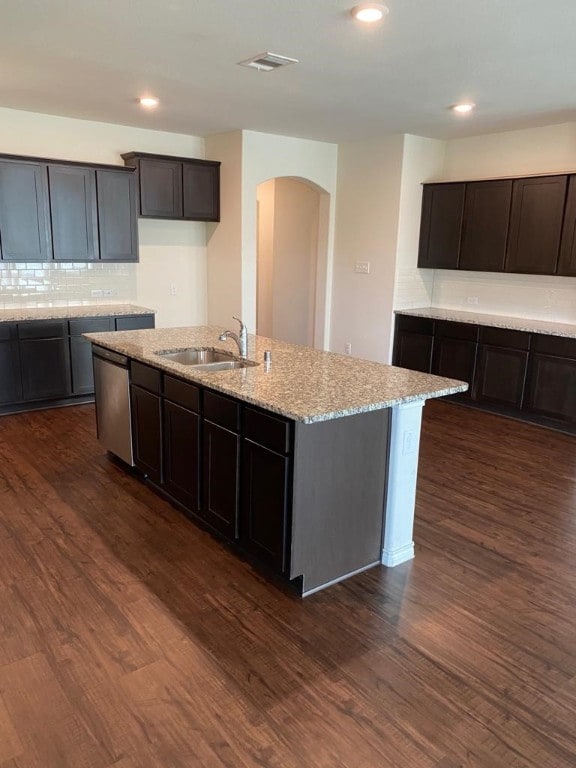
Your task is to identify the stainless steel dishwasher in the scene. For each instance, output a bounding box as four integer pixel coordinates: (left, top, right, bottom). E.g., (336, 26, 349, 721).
(92, 345, 134, 465)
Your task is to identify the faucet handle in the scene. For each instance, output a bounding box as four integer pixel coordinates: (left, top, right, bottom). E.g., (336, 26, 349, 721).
(232, 316, 246, 335)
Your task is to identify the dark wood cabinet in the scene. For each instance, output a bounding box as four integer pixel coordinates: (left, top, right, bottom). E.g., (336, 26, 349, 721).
(524, 335, 576, 423)
(241, 407, 291, 572)
(183, 161, 220, 221)
(473, 329, 529, 408)
(0, 161, 51, 262)
(505, 175, 567, 274)
(163, 399, 201, 513)
(115, 315, 155, 331)
(19, 321, 71, 401)
(96, 170, 138, 262)
(138, 158, 182, 218)
(0, 325, 21, 404)
(122, 152, 221, 222)
(131, 384, 162, 484)
(417, 183, 465, 269)
(393, 315, 434, 373)
(557, 175, 576, 276)
(431, 322, 478, 401)
(459, 180, 512, 271)
(69, 317, 113, 395)
(48, 165, 99, 261)
(202, 419, 240, 539)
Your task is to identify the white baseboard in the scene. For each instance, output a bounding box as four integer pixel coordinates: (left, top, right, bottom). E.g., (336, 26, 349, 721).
(381, 542, 414, 567)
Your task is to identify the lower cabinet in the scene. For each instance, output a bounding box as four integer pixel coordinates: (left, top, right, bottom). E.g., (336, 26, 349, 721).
(0, 325, 21, 404)
(241, 439, 290, 573)
(431, 321, 478, 401)
(393, 315, 433, 372)
(163, 399, 201, 513)
(524, 335, 576, 424)
(474, 328, 529, 408)
(19, 321, 71, 401)
(202, 419, 240, 538)
(130, 384, 162, 484)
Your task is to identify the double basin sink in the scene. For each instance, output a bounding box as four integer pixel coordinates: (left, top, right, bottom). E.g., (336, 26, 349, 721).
(155, 347, 258, 372)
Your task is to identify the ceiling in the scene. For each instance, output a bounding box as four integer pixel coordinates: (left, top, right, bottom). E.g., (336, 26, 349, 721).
(1, 0, 575, 143)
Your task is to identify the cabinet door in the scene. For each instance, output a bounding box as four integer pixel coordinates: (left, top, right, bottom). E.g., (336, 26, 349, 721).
(20, 338, 71, 401)
(70, 336, 97, 395)
(96, 170, 139, 261)
(418, 183, 465, 269)
(557, 175, 576, 276)
(475, 345, 528, 408)
(524, 354, 576, 423)
(48, 166, 99, 261)
(163, 400, 201, 512)
(432, 337, 477, 400)
(505, 175, 567, 274)
(241, 439, 290, 573)
(0, 161, 51, 262)
(202, 420, 239, 539)
(0, 331, 22, 404)
(459, 180, 512, 271)
(139, 159, 182, 218)
(393, 331, 433, 373)
(183, 162, 220, 221)
(131, 385, 162, 484)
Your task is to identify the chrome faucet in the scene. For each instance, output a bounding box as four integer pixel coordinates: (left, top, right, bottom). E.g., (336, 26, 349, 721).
(219, 316, 248, 359)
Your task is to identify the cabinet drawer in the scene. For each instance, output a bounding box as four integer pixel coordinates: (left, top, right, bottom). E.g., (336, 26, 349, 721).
(115, 315, 155, 331)
(0, 323, 17, 341)
(204, 390, 240, 432)
(131, 360, 161, 394)
(163, 376, 200, 412)
(532, 333, 576, 360)
(18, 320, 66, 339)
(243, 407, 291, 454)
(395, 314, 434, 334)
(479, 326, 530, 350)
(69, 316, 113, 335)
(435, 320, 479, 342)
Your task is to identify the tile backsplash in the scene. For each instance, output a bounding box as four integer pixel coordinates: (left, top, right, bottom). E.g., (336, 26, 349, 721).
(0, 262, 137, 307)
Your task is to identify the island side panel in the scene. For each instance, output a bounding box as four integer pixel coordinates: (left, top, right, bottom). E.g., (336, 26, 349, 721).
(381, 400, 425, 567)
(290, 409, 389, 595)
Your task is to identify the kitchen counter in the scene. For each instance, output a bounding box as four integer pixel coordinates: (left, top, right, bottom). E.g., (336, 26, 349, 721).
(395, 307, 576, 338)
(85, 325, 467, 423)
(0, 303, 155, 323)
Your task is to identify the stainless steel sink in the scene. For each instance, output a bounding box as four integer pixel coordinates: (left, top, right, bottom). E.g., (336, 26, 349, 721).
(154, 347, 258, 371)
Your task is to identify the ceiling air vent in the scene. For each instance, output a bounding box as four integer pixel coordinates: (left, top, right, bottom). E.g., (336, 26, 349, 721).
(238, 52, 299, 72)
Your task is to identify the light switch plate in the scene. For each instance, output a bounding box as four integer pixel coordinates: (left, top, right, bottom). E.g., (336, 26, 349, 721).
(355, 261, 370, 274)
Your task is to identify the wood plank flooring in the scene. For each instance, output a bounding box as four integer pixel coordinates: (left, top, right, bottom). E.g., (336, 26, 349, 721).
(0, 401, 575, 767)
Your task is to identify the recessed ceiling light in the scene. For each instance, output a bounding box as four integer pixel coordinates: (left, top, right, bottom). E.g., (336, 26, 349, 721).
(452, 103, 475, 114)
(351, 3, 389, 23)
(139, 97, 159, 109)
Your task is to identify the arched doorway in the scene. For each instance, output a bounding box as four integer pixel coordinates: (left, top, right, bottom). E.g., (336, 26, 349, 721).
(256, 177, 328, 347)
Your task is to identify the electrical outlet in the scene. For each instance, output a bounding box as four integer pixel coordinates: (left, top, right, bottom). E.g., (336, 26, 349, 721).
(102, 289, 114, 297)
(354, 261, 370, 274)
(345, 342, 352, 355)
(467, 296, 479, 305)
(91, 289, 103, 298)
(170, 283, 177, 296)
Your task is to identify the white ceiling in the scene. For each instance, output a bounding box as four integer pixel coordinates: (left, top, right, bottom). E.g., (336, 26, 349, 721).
(1, 0, 576, 143)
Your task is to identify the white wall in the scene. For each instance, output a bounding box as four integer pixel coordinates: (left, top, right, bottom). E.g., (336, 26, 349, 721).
(242, 130, 338, 348)
(331, 135, 405, 362)
(432, 121, 576, 322)
(256, 179, 275, 336)
(205, 131, 243, 327)
(0, 107, 207, 326)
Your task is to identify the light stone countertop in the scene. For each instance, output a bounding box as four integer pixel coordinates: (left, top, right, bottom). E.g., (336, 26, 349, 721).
(395, 307, 576, 338)
(0, 303, 155, 323)
(85, 325, 467, 423)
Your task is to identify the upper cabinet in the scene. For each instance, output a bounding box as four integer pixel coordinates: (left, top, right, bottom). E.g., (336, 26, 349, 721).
(418, 172, 572, 277)
(122, 152, 221, 222)
(417, 183, 464, 269)
(505, 175, 567, 274)
(0, 153, 138, 263)
(459, 179, 512, 272)
(0, 160, 51, 262)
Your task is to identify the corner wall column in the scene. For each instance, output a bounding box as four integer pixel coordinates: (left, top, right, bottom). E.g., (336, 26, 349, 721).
(382, 399, 425, 567)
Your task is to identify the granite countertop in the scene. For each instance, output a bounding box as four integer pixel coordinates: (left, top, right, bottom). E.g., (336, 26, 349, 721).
(0, 303, 156, 323)
(85, 325, 467, 423)
(394, 307, 576, 338)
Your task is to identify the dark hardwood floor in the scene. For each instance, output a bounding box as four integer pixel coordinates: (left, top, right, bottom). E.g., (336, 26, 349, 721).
(0, 401, 575, 767)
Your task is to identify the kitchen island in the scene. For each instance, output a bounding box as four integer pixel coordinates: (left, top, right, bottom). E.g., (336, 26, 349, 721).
(87, 326, 467, 595)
